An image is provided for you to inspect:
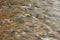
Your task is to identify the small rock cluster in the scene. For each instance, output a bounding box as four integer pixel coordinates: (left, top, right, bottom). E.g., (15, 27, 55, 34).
(0, 0, 60, 40)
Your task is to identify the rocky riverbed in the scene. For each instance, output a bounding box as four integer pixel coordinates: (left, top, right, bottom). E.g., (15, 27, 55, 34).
(0, 0, 60, 40)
